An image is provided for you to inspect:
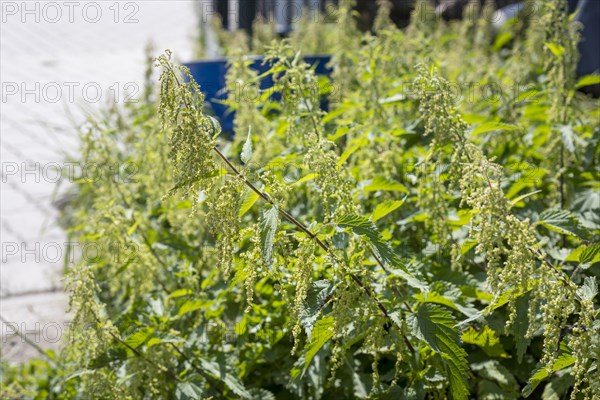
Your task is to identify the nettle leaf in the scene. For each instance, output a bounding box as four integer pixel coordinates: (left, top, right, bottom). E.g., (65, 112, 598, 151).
(239, 189, 261, 217)
(538, 209, 588, 238)
(471, 360, 517, 392)
(576, 74, 600, 89)
(461, 326, 507, 358)
(198, 358, 252, 399)
(304, 315, 335, 371)
(300, 280, 335, 338)
(248, 389, 276, 400)
(471, 122, 520, 136)
(363, 176, 408, 193)
(241, 127, 253, 164)
(522, 345, 576, 397)
(207, 115, 222, 139)
(178, 299, 215, 317)
(579, 276, 598, 300)
(541, 373, 575, 400)
(580, 242, 600, 264)
(558, 125, 576, 153)
(336, 215, 427, 291)
(408, 304, 470, 400)
(344, 355, 369, 399)
(545, 42, 565, 59)
(176, 382, 204, 400)
(371, 199, 405, 222)
(514, 295, 531, 364)
(124, 327, 154, 349)
(337, 214, 396, 263)
(260, 204, 279, 265)
(415, 291, 478, 317)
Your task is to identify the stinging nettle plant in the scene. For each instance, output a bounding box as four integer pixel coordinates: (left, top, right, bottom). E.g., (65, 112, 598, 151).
(3, 1, 599, 399)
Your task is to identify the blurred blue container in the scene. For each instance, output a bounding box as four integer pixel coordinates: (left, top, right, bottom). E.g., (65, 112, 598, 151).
(184, 55, 332, 136)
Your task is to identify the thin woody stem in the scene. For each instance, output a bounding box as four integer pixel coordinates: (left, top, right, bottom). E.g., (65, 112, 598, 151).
(212, 146, 391, 319)
(161, 60, 392, 320)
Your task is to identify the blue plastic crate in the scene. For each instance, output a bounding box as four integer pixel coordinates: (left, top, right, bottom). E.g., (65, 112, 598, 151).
(184, 55, 332, 136)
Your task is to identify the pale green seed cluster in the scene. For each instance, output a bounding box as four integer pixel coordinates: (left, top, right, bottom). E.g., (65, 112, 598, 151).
(207, 176, 244, 277)
(239, 224, 262, 312)
(290, 237, 317, 353)
(539, 281, 576, 367)
(155, 51, 218, 203)
(543, 0, 579, 126)
(413, 67, 469, 145)
(569, 297, 599, 399)
(416, 68, 598, 392)
(413, 67, 469, 241)
(330, 280, 362, 377)
(305, 143, 357, 221)
(364, 317, 386, 394)
(65, 264, 122, 395)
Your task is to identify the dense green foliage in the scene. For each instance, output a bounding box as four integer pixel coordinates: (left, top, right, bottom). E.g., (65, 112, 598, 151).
(3, 0, 600, 398)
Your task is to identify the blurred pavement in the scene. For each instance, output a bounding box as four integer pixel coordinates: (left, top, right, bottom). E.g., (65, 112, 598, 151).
(1, 0, 200, 362)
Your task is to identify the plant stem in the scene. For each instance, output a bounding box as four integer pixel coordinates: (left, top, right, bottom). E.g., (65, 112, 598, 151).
(0, 315, 56, 366)
(212, 146, 391, 319)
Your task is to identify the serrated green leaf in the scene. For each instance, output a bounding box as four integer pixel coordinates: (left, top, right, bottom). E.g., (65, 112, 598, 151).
(239, 189, 260, 217)
(178, 299, 215, 317)
(477, 380, 515, 400)
(579, 276, 598, 300)
(541, 372, 575, 400)
(558, 125, 575, 153)
(197, 358, 252, 399)
(260, 204, 279, 265)
(337, 214, 397, 265)
(338, 142, 362, 167)
(408, 304, 470, 400)
(510, 190, 542, 206)
(515, 89, 540, 103)
(522, 349, 576, 397)
(241, 127, 253, 164)
(147, 333, 183, 348)
(207, 115, 222, 139)
(514, 295, 531, 364)
(124, 327, 154, 349)
(471, 122, 520, 136)
(580, 243, 600, 264)
(472, 360, 517, 392)
(372, 200, 405, 222)
(169, 289, 192, 298)
(304, 315, 334, 371)
(363, 176, 408, 193)
(176, 382, 204, 400)
(462, 326, 507, 358)
(291, 172, 318, 186)
(415, 292, 477, 317)
(461, 239, 478, 255)
(538, 209, 588, 238)
(249, 388, 276, 400)
(300, 280, 335, 338)
(337, 215, 427, 291)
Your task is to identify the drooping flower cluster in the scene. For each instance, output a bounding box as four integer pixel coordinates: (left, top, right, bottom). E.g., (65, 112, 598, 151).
(156, 51, 218, 203)
(207, 175, 244, 277)
(290, 237, 317, 353)
(415, 68, 598, 394)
